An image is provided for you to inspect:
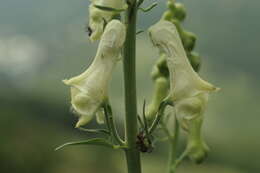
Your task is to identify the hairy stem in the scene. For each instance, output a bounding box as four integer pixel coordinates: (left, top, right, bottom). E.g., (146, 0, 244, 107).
(123, 0, 142, 173)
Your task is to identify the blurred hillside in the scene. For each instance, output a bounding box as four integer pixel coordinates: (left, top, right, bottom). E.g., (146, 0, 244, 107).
(0, 0, 259, 173)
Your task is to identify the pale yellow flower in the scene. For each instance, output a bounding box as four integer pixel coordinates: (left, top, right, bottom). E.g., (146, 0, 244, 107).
(149, 20, 219, 162)
(63, 20, 126, 127)
(149, 20, 219, 104)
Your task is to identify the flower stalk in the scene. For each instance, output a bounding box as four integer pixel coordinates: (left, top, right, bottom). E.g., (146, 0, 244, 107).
(168, 118, 180, 173)
(123, 0, 142, 172)
(103, 102, 124, 145)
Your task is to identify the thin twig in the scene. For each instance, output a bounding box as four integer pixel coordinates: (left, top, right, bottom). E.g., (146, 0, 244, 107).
(103, 103, 125, 145)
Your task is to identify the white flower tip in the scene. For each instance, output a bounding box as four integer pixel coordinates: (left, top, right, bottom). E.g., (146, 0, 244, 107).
(214, 87, 221, 92)
(75, 116, 92, 128)
(200, 80, 220, 93)
(62, 79, 70, 85)
(96, 110, 105, 124)
(205, 83, 220, 93)
(89, 31, 102, 42)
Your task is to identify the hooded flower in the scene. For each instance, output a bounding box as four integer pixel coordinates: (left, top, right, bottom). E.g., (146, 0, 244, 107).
(149, 20, 219, 162)
(63, 20, 126, 128)
(88, 0, 127, 41)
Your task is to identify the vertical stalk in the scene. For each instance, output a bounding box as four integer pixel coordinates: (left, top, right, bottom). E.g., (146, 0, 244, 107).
(123, 0, 142, 173)
(168, 117, 180, 173)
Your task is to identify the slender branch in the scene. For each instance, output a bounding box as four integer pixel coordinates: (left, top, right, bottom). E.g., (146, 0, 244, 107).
(123, 0, 142, 173)
(168, 116, 180, 173)
(148, 101, 169, 134)
(138, 2, 158, 12)
(142, 100, 149, 138)
(103, 103, 124, 145)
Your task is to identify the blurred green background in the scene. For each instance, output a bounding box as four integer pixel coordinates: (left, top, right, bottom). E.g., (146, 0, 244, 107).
(0, 0, 259, 173)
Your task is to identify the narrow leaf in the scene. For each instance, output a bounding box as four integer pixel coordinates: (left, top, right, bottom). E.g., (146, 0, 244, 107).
(136, 30, 144, 35)
(139, 2, 158, 12)
(94, 5, 126, 12)
(78, 127, 110, 135)
(55, 138, 114, 151)
(138, 115, 144, 129)
(142, 100, 149, 137)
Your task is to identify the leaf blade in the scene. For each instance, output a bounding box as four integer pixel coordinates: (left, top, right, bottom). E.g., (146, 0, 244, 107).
(94, 5, 126, 12)
(55, 138, 114, 151)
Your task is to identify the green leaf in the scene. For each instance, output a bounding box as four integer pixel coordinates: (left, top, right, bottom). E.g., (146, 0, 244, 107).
(94, 5, 126, 13)
(137, 115, 145, 129)
(142, 100, 149, 138)
(55, 138, 115, 151)
(78, 127, 110, 135)
(139, 2, 158, 13)
(136, 30, 144, 35)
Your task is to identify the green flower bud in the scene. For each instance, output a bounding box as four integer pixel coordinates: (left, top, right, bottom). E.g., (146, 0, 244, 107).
(146, 77, 169, 121)
(182, 31, 197, 52)
(172, 3, 186, 22)
(162, 11, 174, 21)
(151, 66, 160, 80)
(151, 54, 169, 80)
(188, 52, 201, 72)
(63, 20, 126, 127)
(167, 0, 176, 12)
(171, 19, 183, 34)
(157, 54, 169, 77)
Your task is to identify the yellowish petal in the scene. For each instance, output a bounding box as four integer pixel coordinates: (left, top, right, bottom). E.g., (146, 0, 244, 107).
(63, 20, 126, 127)
(148, 20, 219, 102)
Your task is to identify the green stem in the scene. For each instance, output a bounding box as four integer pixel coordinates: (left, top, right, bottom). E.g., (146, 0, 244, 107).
(168, 117, 180, 173)
(123, 1, 142, 173)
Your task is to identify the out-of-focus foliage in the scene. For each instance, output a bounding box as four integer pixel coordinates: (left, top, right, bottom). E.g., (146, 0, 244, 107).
(0, 0, 259, 173)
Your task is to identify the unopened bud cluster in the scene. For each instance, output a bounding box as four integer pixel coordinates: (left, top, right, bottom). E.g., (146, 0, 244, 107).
(162, 1, 201, 72)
